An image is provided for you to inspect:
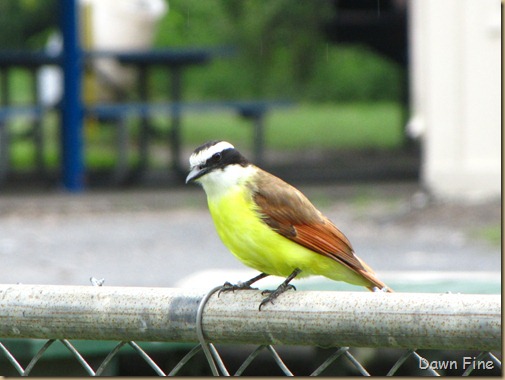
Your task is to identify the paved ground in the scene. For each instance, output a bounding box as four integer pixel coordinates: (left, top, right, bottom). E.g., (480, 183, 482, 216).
(0, 181, 500, 290)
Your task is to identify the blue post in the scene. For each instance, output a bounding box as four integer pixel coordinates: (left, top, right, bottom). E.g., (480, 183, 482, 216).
(60, 0, 84, 191)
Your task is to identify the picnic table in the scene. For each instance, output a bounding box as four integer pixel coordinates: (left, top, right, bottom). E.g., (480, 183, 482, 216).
(0, 48, 217, 183)
(0, 48, 292, 185)
(0, 51, 60, 183)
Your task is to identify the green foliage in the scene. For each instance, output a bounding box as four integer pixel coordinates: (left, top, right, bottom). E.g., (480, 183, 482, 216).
(0, 0, 402, 103)
(0, 0, 58, 49)
(0, 68, 32, 103)
(153, 0, 402, 102)
(307, 46, 401, 102)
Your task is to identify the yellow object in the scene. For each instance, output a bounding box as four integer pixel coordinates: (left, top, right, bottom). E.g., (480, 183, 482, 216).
(206, 174, 371, 288)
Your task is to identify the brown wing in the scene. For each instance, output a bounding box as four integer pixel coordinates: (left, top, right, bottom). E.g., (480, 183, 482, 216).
(250, 168, 391, 291)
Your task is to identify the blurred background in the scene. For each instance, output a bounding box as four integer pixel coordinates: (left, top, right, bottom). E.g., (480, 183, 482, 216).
(0, 0, 500, 197)
(0, 0, 501, 375)
(0, 0, 412, 187)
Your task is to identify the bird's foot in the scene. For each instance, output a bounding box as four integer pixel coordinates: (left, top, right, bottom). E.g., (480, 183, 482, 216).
(259, 283, 296, 310)
(218, 281, 258, 297)
(218, 273, 269, 297)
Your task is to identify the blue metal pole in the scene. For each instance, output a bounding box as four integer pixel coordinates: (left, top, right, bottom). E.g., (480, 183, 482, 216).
(60, 0, 84, 191)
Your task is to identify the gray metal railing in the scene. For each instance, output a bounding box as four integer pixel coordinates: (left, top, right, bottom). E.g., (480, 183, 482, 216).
(0, 284, 501, 376)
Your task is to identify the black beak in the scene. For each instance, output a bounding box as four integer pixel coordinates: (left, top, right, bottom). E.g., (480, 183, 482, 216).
(185, 166, 207, 184)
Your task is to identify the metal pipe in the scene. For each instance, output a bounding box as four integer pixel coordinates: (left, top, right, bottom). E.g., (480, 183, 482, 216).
(60, 0, 84, 191)
(0, 284, 500, 351)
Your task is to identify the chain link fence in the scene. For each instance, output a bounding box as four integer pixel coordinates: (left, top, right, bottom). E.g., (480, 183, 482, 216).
(0, 283, 501, 376)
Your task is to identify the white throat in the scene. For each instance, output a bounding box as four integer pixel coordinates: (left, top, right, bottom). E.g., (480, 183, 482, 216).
(198, 164, 255, 199)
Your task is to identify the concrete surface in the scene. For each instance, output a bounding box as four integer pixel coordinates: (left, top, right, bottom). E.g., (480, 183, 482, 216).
(0, 181, 500, 291)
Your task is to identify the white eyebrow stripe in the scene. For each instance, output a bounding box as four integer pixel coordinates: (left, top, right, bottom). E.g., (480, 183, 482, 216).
(189, 141, 235, 167)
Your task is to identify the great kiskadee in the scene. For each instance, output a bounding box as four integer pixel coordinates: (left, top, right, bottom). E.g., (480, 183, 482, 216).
(186, 140, 392, 309)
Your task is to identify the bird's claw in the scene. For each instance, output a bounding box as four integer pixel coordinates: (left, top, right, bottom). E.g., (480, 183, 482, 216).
(218, 281, 258, 297)
(259, 284, 296, 310)
(261, 284, 296, 296)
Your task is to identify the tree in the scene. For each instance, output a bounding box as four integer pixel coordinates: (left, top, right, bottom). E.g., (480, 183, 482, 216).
(0, 0, 58, 49)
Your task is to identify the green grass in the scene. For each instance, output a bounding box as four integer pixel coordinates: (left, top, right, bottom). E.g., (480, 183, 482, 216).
(179, 102, 404, 151)
(472, 225, 501, 247)
(269, 103, 403, 149)
(8, 102, 404, 170)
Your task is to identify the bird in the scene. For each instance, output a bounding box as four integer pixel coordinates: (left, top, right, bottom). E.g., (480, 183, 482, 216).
(186, 140, 392, 309)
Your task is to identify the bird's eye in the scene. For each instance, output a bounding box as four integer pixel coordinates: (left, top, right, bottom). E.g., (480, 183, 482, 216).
(211, 152, 222, 162)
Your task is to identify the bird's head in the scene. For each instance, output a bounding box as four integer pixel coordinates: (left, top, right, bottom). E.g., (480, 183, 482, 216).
(186, 141, 251, 193)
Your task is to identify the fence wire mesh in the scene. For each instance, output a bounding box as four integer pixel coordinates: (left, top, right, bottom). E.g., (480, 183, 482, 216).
(0, 282, 501, 376)
(1, 338, 501, 376)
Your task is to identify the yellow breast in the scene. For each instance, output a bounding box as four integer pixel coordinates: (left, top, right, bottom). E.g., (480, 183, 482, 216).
(206, 184, 371, 287)
(208, 186, 297, 276)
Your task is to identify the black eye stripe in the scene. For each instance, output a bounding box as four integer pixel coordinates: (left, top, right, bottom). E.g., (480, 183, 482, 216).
(200, 147, 249, 169)
(206, 151, 226, 167)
